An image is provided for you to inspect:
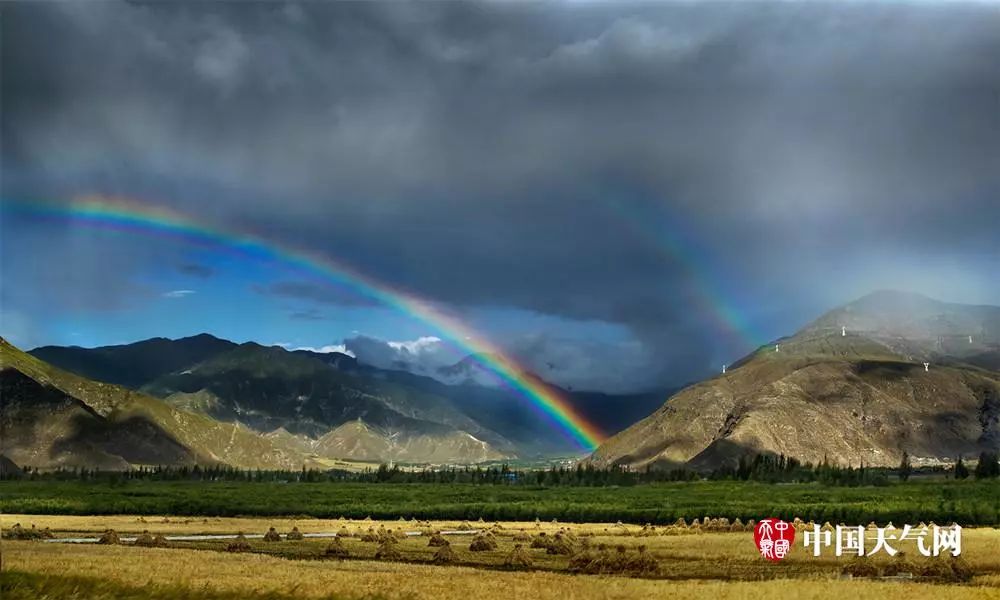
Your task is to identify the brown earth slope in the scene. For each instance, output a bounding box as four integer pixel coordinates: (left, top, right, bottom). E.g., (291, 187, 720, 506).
(590, 292, 1000, 469)
(1, 337, 507, 468)
(1, 338, 311, 469)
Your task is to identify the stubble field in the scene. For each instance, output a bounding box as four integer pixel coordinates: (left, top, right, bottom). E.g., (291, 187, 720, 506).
(3, 513, 999, 600)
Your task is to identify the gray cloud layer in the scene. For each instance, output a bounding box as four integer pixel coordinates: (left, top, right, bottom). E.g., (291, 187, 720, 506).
(3, 2, 998, 391)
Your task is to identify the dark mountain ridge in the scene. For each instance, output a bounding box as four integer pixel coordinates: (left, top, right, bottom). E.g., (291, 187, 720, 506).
(31, 334, 665, 456)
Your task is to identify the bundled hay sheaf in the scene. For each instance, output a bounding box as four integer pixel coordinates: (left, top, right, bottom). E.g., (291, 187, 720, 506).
(324, 537, 349, 559)
(469, 533, 498, 552)
(15, 524, 55, 540)
(427, 532, 449, 547)
(841, 559, 880, 578)
(375, 539, 403, 561)
(132, 530, 156, 547)
(512, 531, 531, 542)
(432, 541, 457, 564)
(98, 529, 121, 545)
(226, 533, 252, 553)
(263, 527, 282, 542)
(504, 544, 533, 569)
(286, 527, 304, 541)
(545, 532, 575, 555)
(882, 555, 920, 577)
(360, 528, 379, 542)
(530, 532, 549, 549)
(626, 545, 660, 576)
(569, 543, 659, 576)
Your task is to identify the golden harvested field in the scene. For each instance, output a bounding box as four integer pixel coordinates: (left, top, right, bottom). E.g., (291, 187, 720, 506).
(3, 514, 1000, 599)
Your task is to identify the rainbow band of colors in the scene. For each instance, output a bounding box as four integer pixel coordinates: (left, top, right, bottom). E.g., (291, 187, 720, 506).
(5, 196, 603, 450)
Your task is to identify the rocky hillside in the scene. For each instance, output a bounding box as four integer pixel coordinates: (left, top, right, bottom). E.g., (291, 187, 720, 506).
(2, 338, 507, 468)
(31, 334, 664, 457)
(1, 338, 305, 470)
(590, 291, 1000, 470)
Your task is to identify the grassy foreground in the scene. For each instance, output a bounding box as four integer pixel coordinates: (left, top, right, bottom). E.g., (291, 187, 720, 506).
(3, 479, 999, 524)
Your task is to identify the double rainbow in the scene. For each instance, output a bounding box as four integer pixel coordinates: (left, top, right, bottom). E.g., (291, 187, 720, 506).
(4, 195, 604, 450)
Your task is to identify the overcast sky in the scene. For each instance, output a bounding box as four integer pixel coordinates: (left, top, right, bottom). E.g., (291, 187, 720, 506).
(2, 1, 998, 393)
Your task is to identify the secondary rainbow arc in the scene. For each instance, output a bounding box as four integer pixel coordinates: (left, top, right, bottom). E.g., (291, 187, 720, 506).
(4, 195, 604, 450)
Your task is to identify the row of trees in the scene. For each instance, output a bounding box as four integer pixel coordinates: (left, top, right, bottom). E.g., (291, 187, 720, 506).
(953, 452, 1000, 480)
(7, 451, 998, 485)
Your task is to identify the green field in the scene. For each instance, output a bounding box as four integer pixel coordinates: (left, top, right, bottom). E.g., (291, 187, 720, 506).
(3, 479, 998, 524)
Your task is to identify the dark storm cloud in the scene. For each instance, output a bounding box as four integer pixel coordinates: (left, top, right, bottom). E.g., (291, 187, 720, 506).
(3, 1, 998, 391)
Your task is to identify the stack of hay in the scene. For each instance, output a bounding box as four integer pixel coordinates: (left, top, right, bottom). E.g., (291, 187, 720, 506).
(545, 532, 575, 556)
(625, 545, 660, 576)
(286, 527, 304, 541)
(5, 524, 56, 541)
(569, 544, 608, 573)
(504, 544, 532, 569)
(263, 527, 282, 542)
(360, 528, 379, 542)
(3, 523, 26, 540)
(374, 538, 402, 561)
(132, 530, 157, 547)
(98, 529, 121, 545)
(530, 532, 549, 549)
(468, 533, 498, 552)
(427, 532, 448, 547)
(325, 537, 349, 558)
(432, 540, 457, 564)
(512, 530, 531, 542)
(226, 533, 252, 553)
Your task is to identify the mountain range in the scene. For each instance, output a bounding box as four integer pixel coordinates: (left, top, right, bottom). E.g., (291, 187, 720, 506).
(3, 333, 665, 469)
(590, 291, 1000, 469)
(7, 290, 996, 472)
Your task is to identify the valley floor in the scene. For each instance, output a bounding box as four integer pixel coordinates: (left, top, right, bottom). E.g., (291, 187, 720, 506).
(2, 515, 999, 600)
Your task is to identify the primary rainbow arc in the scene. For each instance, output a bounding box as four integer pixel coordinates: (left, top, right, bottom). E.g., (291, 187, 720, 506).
(5, 195, 604, 450)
